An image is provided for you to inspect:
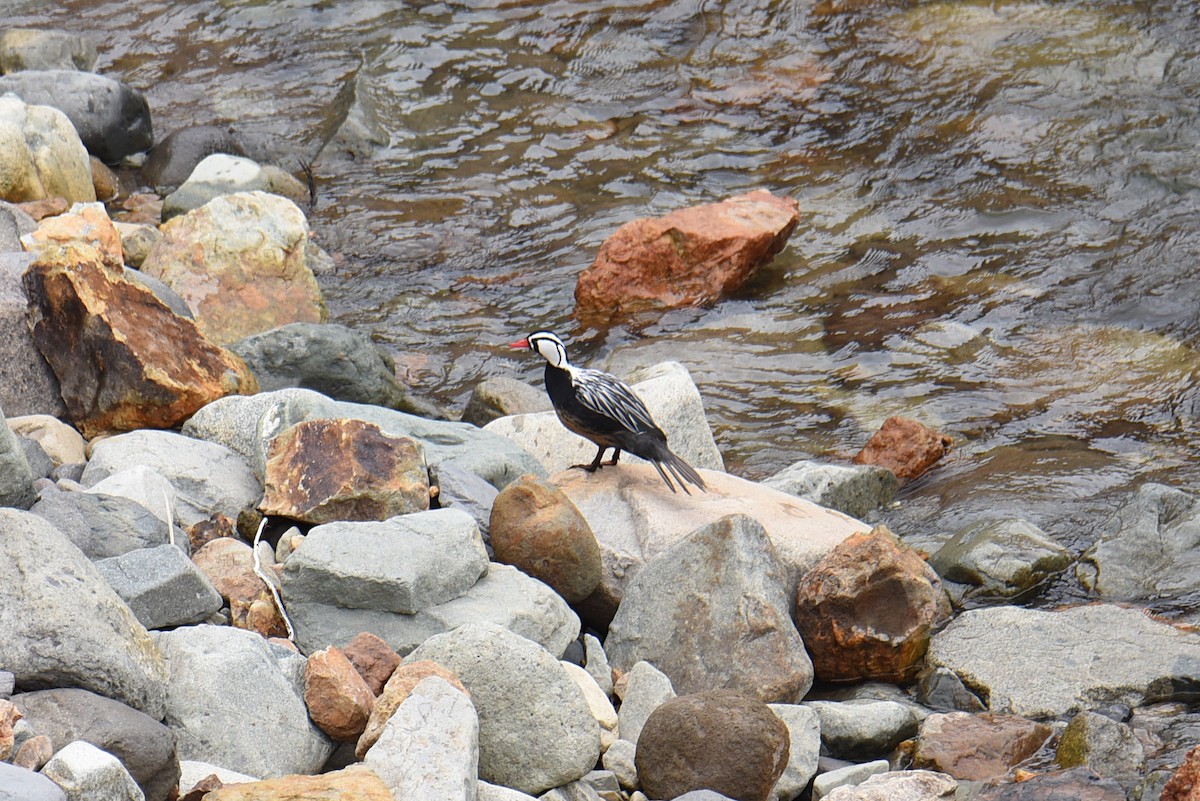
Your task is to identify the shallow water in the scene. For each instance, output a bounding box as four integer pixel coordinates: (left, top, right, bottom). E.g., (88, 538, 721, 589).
(8, 0, 1200, 603)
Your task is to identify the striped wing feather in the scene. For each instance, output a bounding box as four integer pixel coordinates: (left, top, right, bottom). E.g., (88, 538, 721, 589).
(571, 368, 660, 435)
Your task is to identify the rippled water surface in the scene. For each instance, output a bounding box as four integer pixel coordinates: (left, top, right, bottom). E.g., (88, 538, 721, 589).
(9, 0, 1200, 577)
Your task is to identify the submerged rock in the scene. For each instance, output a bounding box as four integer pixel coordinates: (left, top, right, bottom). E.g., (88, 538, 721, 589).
(162, 153, 308, 221)
(0, 28, 97, 73)
(930, 517, 1070, 601)
(142, 125, 247, 195)
(912, 712, 1051, 782)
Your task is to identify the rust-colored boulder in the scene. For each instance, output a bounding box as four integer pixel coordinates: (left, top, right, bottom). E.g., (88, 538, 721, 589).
(793, 526, 952, 683)
(304, 646, 376, 742)
(574, 189, 799, 317)
(187, 512, 239, 553)
(342, 631, 401, 697)
(12, 734, 53, 771)
(356, 659, 468, 759)
(260, 418, 430, 524)
(1163, 745, 1200, 801)
(0, 699, 20, 760)
(191, 537, 288, 638)
(912, 712, 1052, 781)
(22, 259, 257, 439)
(853, 416, 953, 482)
(635, 689, 790, 801)
(20, 201, 123, 270)
(490, 473, 602, 603)
(17, 197, 69, 221)
(140, 191, 328, 344)
(201, 765, 392, 801)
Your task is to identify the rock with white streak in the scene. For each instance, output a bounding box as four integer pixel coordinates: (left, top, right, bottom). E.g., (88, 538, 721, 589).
(40, 740, 144, 801)
(364, 676, 479, 801)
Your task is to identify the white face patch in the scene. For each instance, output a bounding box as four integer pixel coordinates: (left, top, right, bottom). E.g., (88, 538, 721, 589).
(531, 332, 568, 368)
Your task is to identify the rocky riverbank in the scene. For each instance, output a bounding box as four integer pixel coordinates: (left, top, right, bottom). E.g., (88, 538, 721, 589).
(0, 24, 1198, 801)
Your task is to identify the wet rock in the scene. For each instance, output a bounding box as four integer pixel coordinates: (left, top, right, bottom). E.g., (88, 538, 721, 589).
(0, 95, 95, 203)
(20, 200, 122, 269)
(356, 660, 468, 758)
(192, 537, 288, 638)
(490, 473, 601, 603)
(930, 518, 1070, 600)
(563, 662, 619, 750)
(29, 488, 174, 560)
(162, 154, 308, 221)
(363, 675, 478, 801)
(487, 361, 724, 476)
(635, 690, 790, 801)
(617, 661, 676, 746)
(140, 191, 327, 345)
(0, 70, 152, 164)
(926, 604, 1200, 718)
(200, 765, 392, 801)
(406, 622, 601, 795)
(574, 189, 799, 317)
(41, 740, 143, 801)
(767, 704, 821, 801)
(763, 459, 898, 519)
(806, 699, 919, 761)
(142, 125, 247, 195)
(1076, 483, 1200, 606)
(794, 526, 952, 683)
(1055, 710, 1145, 780)
(821, 770, 957, 801)
(95, 544, 223, 629)
(975, 767, 1125, 801)
(0, 404, 35, 509)
(606, 515, 813, 703)
(432, 462, 500, 544)
(0, 29, 97, 72)
(853, 416, 953, 482)
(342, 631, 401, 696)
(23, 258, 257, 438)
(7, 415, 85, 466)
(154, 624, 333, 777)
(81, 430, 262, 528)
(0, 509, 167, 717)
(1161, 745, 1200, 801)
(12, 688, 178, 801)
(554, 464, 866, 624)
(261, 418, 430, 524)
(812, 761, 890, 800)
(0, 761, 67, 800)
(304, 646, 375, 742)
(914, 667, 986, 713)
(463, 375, 552, 427)
(912, 712, 1051, 781)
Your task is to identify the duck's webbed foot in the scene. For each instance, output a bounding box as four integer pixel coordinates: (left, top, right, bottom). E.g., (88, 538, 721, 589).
(570, 446, 610, 473)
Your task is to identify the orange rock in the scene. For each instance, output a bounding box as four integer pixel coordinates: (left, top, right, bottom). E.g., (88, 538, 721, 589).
(304, 646, 376, 742)
(342, 632, 401, 697)
(356, 659, 468, 759)
(260, 419, 430, 524)
(12, 734, 52, 771)
(90, 157, 120, 202)
(192, 537, 288, 638)
(22, 259, 257, 439)
(793, 526, 952, 683)
(15, 196, 68, 221)
(912, 712, 1052, 781)
(20, 201, 123, 270)
(574, 189, 799, 317)
(1162, 745, 1200, 801)
(0, 699, 20, 760)
(200, 765, 392, 801)
(853, 416, 953, 482)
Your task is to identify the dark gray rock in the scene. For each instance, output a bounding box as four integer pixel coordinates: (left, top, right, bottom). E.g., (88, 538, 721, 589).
(462, 376, 552, 427)
(0, 761, 66, 801)
(0, 28, 97, 72)
(95, 544, 223, 630)
(31, 487, 182, 560)
(142, 125, 246, 194)
(915, 667, 986, 713)
(17, 435, 53, 480)
(12, 688, 179, 801)
(0, 70, 152, 163)
(432, 461, 500, 545)
(0, 405, 36, 509)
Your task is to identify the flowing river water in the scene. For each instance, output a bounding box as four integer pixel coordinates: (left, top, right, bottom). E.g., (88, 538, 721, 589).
(7, 0, 1200, 613)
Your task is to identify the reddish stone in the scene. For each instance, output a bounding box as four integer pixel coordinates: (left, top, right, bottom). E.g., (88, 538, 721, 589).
(356, 659, 468, 759)
(490, 473, 602, 603)
(20, 202, 123, 269)
(22, 259, 257, 439)
(304, 646, 376, 742)
(90, 157, 120, 202)
(977, 767, 1124, 801)
(793, 526, 952, 683)
(342, 632, 401, 697)
(15, 196, 68, 221)
(1163, 745, 1200, 801)
(574, 189, 800, 317)
(179, 774, 224, 801)
(853, 416, 953, 482)
(12, 734, 52, 771)
(187, 512, 239, 552)
(191, 537, 288, 638)
(260, 419, 430, 524)
(112, 192, 163, 225)
(0, 699, 20, 760)
(200, 765, 392, 801)
(912, 712, 1052, 781)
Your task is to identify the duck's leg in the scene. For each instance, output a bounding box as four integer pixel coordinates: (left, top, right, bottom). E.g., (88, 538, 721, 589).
(602, 448, 621, 466)
(571, 445, 608, 473)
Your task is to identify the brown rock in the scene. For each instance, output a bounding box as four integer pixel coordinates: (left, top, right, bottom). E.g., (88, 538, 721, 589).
(260, 418, 430, 524)
(201, 764, 392, 801)
(793, 526, 952, 683)
(853, 416, 953, 482)
(635, 689, 790, 801)
(20, 201, 123, 270)
(22, 259, 257, 439)
(188, 512, 239, 552)
(140, 191, 328, 344)
(976, 767, 1125, 801)
(90, 157, 120, 201)
(912, 712, 1052, 781)
(192, 537, 288, 638)
(1163, 745, 1200, 801)
(179, 774, 224, 801)
(356, 659, 467, 759)
(574, 189, 799, 317)
(0, 699, 20, 760)
(113, 192, 163, 225)
(304, 646, 376, 742)
(342, 632, 401, 696)
(15, 196, 69, 221)
(12, 733, 53, 771)
(490, 473, 602, 603)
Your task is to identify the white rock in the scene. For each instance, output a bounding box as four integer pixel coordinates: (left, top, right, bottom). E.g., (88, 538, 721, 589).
(6, 414, 86, 466)
(84, 465, 177, 528)
(178, 761, 258, 794)
(811, 760, 889, 800)
(478, 781, 539, 801)
(40, 740, 144, 801)
(583, 634, 613, 696)
(562, 662, 618, 751)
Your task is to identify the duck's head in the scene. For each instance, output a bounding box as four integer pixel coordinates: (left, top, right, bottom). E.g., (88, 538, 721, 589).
(508, 330, 569, 368)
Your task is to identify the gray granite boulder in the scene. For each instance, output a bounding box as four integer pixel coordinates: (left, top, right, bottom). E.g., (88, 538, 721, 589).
(407, 623, 600, 796)
(80, 430, 261, 527)
(804, 700, 919, 761)
(96, 544, 223, 630)
(926, 604, 1200, 718)
(0, 29, 97, 73)
(0, 509, 167, 717)
(605, 514, 813, 703)
(153, 625, 333, 778)
(40, 740, 143, 801)
(0, 403, 35, 508)
(281, 508, 489, 614)
(763, 459, 898, 519)
(30, 488, 181, 560)
(930, 517, 1070, 601)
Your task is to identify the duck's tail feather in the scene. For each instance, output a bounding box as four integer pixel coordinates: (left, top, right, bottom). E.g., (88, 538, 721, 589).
(655, 447, 706, 495)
